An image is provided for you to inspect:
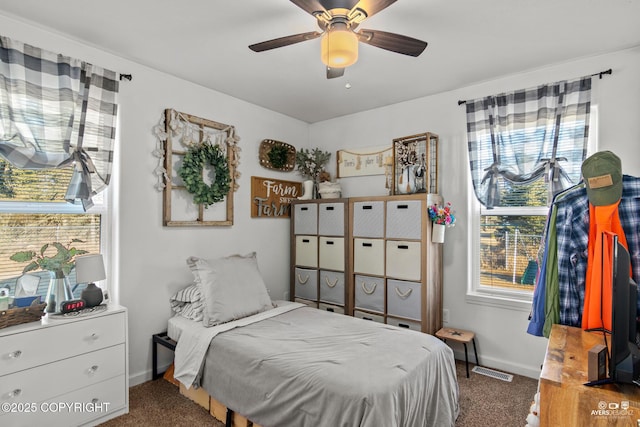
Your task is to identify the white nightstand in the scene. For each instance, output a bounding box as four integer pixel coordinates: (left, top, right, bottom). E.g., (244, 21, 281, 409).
(0, 304, 128, 426)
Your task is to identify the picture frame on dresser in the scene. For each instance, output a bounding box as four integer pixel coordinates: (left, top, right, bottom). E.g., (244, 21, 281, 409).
(392, 132, 439, 195)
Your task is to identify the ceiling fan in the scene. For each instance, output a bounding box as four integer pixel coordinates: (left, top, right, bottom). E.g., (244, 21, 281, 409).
(249, 0, 428, 79)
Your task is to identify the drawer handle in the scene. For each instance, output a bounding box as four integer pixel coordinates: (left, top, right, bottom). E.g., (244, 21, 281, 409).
(326, 307, 335, 312)
(88, 365, 99, 375)
(363, 316, 373, 321)
(90, 333, 100, 341)
(397, 245, 409, 250)
(398, 323, 410, 329)
(362, 242, 372, 247)
(325, 277, 339, 288)
(361, 282, 377, 295)
(397, 204, 409, 209)
(301, 207, 308, 211)
(325, 206, 334, 211)
(325, 241, 334, 245)
(395, 287, 413, 299)
(362, 205, 373, 210)
(8, 389, 22, 398)
(297, 274, 310, 284)
(8, 350, 22, 359)
(302, 239, 310, 243)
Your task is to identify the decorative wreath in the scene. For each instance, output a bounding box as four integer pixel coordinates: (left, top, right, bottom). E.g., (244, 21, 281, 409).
(179, 143, 231, 207)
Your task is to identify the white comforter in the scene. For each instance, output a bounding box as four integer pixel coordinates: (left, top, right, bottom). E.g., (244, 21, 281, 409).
(175, 302, 459, 427)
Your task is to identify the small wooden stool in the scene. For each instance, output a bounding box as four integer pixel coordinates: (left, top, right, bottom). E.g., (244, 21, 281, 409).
(435, 328, 479, 378)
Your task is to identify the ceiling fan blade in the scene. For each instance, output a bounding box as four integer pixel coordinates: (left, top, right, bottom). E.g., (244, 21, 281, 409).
(357, 29, 427, 57)
(249, 31, 322, 52)
(326, 66, 345, 79)
(352, 0, 397, 19)
(290, 0, 328, 16)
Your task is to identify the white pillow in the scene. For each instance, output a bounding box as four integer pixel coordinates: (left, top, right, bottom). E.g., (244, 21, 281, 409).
(187, 252, 272, 327)
(170, 284, 204, 321)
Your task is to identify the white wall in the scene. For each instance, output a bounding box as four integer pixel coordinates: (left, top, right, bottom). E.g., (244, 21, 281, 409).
(310, 46, 640, 378)
(3, 12, 639, 383)
(0, 14, 309, 385)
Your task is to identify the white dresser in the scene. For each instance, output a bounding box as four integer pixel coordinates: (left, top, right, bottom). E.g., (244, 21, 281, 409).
(0, 305, 128, 427)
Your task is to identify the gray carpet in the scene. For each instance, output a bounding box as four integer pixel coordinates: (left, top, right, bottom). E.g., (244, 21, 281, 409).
(101, 361, 537, 426)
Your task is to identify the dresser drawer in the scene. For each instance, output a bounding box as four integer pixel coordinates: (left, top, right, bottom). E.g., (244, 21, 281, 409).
(318, 202, 344, 235)
(318, 237, 344, 271)
(386, 200, 422, 239)
(354, 310, 384, 324)
(353, 238, 384, 276)
(354, 275, 385, 313)
(1, 344, 125, 406)
(0, 374, 126, 427)
(387, 317, 422, 332)
(295, 235, 318, 268)
(318, 303, 344, 315)
(387, 279, 421, 321)
(319, 270, 345, 305)
(293, 203, 318, 235)
(294, 268, 318, 301)
(0, 311, 126, 376)
(386, 240, 421, 281)
(352, 201, 384, 238)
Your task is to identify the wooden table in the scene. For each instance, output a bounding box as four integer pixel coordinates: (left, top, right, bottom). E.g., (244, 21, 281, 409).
(540, 324, 640, 426)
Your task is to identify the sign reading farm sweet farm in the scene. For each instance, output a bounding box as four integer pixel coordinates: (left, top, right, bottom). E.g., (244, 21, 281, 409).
(251, 176, 301, 218)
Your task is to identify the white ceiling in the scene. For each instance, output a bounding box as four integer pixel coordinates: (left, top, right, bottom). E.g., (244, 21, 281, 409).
(0, 0, 639, 123)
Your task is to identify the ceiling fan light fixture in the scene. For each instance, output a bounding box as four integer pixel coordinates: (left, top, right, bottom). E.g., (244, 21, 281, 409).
(321, 24, 358, 68)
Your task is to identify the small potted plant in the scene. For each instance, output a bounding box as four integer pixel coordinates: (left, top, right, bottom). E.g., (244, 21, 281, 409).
(10, 239, 88, 313)
(295, 148, 331, 199)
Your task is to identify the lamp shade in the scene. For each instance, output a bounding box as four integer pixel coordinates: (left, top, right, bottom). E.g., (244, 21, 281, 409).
(321, 24, 358, 68)
(75, 254, 106, 284)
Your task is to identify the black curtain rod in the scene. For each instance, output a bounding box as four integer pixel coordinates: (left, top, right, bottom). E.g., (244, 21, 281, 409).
(119, 73, 133, 81)
(457, 68, 612, 106)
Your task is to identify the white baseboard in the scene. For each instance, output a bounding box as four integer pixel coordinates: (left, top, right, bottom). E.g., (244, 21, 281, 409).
(129, 362, 172, 387)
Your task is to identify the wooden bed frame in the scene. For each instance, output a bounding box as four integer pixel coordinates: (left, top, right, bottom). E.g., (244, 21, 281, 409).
(164, 363, 263, 427)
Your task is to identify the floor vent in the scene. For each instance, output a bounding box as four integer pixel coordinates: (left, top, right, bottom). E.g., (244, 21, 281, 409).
(472, 366, 513, 382)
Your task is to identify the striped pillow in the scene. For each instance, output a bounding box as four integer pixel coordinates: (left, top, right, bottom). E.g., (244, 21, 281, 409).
(170, 284, 204, 321)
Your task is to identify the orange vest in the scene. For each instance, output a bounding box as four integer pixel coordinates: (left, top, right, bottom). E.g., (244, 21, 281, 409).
(582, 201, 629, 331)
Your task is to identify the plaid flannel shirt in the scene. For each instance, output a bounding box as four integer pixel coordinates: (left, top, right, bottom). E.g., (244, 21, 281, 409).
(555, 175, 640, 327)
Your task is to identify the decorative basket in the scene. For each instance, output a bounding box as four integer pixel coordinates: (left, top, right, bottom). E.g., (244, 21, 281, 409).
(259, 139, 296, 171)
(0, 300, 47, 329)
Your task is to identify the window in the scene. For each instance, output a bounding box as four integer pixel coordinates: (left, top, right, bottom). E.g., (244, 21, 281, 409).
(464, 77, 594, 306)
(0, 159, 106, 299)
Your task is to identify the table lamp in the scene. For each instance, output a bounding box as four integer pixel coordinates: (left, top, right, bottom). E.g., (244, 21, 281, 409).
(76, 254, 106, 307)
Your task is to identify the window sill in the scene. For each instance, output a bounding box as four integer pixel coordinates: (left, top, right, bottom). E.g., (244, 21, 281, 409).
(465, 291, 532, 312)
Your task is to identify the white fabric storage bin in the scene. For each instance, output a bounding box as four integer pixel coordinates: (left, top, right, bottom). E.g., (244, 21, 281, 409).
(386, 240, 422, 281)
(318, 202, 344, 235)
(386, 316, 422, 332)
(354, 310, 385, 323)
(295, 297, 318, 308)
(386, 200, 422, 239)
(319, 270, 345, 305)
(318, 237, 345, 271)
(352, 201, 384, 238)
(386, 279, 421, 320)
(318, 302, 345, 314)
(353, 238, 384, 276)
(294, 268, 318, 301)
(295, 235, 318, 268)
(354, 275, 385, 313)
(293, 203, 318, 235)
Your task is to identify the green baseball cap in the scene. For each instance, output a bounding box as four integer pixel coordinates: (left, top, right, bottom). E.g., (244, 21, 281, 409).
(581, 150, 622, 206)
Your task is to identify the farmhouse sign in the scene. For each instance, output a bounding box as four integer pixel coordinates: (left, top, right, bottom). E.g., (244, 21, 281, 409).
(251, 176, 301, 218)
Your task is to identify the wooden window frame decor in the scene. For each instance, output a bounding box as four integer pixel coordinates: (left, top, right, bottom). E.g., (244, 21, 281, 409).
(161, 109, 240, 227)
(392, 132, 439, 195)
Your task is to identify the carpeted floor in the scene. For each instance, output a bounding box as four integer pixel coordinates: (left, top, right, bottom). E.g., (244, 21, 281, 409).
(101, 361, 538, 427)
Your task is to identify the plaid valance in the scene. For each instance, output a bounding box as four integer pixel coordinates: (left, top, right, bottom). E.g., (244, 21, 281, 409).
(464, 76, 592, 208)
(0, 35, 119, 209)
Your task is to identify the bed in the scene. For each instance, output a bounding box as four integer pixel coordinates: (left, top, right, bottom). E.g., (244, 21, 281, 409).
(167, 253, 459, 427)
